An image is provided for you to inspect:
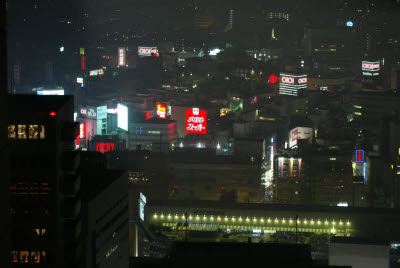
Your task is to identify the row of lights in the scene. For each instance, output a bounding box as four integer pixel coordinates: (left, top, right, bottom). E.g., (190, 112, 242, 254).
(152, 214, 350, 226)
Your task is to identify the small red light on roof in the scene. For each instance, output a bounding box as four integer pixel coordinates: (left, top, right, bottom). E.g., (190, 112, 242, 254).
(154, 53, 158, 57)
(50, 111, 56, 117)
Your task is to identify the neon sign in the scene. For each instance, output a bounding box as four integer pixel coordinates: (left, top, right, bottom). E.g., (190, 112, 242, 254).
(96, 143, 115, 152)
(281, 76, 307, 84)
(362, 61, 380, 72)
(355, 150, 365, 163)
(89, 69, 104, 76)
(118, 47, 126, 66)
(156, 103, 167, 119)
(186, 108, 207, 134)
(81, 56, 85, 70)
(136, 127, 143, 135)
(138, 46, 158, 57)
(346, 21, 354, 27)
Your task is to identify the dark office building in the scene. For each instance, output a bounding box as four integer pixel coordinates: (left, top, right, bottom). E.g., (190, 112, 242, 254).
(7, 95, 79, 267)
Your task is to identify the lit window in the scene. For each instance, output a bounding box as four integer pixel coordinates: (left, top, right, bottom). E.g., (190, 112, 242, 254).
(31, 251, 40, 264)
(29, 125, 39, 139)
(17, 125, 27, 139)
(11, 251, 18, 263)
(20, 251, 29, 263)
(8, 125, 16, 139)
(39, 125, 45, 139)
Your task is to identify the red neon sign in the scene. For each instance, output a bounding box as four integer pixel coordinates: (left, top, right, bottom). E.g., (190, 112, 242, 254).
(269, 75, 278, 84)
(96, 143, 115, 152)
(79, 123, 85, 139)
(186, 108, 207, 134)
(156, 103, 167, 119)
(81, 56, 85, 70)
(145, 112, 150, 120)
(355, 150, 364, 162)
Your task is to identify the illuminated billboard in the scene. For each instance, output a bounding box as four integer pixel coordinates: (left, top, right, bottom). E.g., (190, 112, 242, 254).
(37, 89, 65, 95)
(118, 47, 126, 66)
(279, 73, 307, 96)
(186, 108, 207, 134)
(117, 103, 128, 131)
(289, 127, 312, 148)
(89, 69, 104, 76)
(362, 61, 380, 76)
(138, 46, 158, 57)
(156, 103, 167, 119)
(81, 56, 85, 70)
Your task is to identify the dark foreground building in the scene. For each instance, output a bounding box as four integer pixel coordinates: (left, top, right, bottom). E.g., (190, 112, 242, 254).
(8, 95, 78, 267)
(131, 242, 313, 268)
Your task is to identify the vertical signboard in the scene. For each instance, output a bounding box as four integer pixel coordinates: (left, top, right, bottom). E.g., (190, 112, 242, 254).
(186, 108, 207, 134)
(117, 103, 128, 131)
(139, 192, 146, 221)
(79, 123, 86, 139)
(118, 47, 126, 67)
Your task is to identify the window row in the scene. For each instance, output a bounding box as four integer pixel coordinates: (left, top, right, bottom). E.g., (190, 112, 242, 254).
(8, 124, 45, 139)
(10, 182, 51, 195)
(11, 250, 46, 264)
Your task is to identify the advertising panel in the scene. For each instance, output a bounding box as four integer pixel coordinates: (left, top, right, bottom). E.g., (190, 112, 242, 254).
(156, 103, 167, 119)
(117, 103, 128, 131)
(186, 108, 207, 134)
(279, 73, 308, 96)
(289, 128, 298, 148)
(138, 46, 158, 57)
(37, 89, 65, 95)
(362, 61, 380, 76)
(118, 47, 126, 66)
(355, 150, 365, 163)
(89, 69, 104, 76)
(97, 106, 107, 120)
(289, 127, 312, 148)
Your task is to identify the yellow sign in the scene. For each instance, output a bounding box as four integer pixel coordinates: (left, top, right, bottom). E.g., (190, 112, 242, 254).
(80, 48, 85, 55)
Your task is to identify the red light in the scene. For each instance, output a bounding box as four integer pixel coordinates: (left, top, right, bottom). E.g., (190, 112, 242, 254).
(50, 111, 56, 117)
(145, 112, 150, 120)
(154, 53, 158, 57)
(81, 56, 85, 70)
(173, 185, 178, 189)
(221, 187, 224, 190)
(259, 188, 263, 191)
(269, 75, 278, 84)
(255, 97, 258, 103)
(120, 97, 123, 101)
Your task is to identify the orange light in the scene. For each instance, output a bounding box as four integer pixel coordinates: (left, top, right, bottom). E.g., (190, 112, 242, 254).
(50, 111, 56, 116)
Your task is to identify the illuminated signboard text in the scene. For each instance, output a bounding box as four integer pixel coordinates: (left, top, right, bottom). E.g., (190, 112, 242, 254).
(186, 108, 207, 134)
(138, 46, 158, 57)
(89, 69, 104, 76)
(156, 103, 167, 119)
(96, 143, 115, 152)
(79, 123, 85, 139)
(362, 61, 380, 72)
(118, 47, 126, 67)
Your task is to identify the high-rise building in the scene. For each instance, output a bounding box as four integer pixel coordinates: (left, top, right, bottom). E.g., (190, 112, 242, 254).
(7, 95, 79, 267)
